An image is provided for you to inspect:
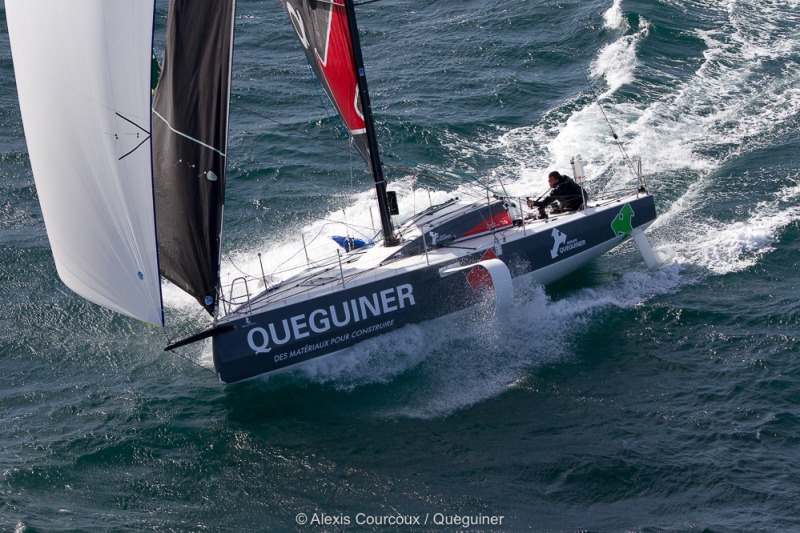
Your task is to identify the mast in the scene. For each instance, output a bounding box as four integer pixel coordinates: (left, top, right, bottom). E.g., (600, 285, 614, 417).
(343, 0, 400, 246)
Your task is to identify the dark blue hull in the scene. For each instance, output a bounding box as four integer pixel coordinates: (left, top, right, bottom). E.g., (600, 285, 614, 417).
(212, 195, 656, 383)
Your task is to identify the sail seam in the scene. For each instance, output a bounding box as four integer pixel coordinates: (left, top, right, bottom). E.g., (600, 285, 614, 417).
(152, 109, 227, 158)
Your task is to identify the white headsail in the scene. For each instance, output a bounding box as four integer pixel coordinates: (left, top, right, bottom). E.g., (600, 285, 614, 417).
(6, 0, 163, 326)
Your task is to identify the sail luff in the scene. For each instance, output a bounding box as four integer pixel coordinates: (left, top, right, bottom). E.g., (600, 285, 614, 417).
(283, 0, 398, 245)
(217, 0, 238, 314)
(283, 0, 370, 164)
(152, 0, 237, 315)
(6, 0, 164, 327)
(342, 0, 398, 246)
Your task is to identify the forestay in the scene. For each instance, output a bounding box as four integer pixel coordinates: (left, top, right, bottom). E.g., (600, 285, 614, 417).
(6, 0, 164, 327)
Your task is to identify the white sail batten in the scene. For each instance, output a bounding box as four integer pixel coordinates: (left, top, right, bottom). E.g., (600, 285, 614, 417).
(6, 0, 164, 327)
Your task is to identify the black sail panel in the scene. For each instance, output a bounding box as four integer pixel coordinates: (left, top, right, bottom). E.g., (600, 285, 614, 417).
(283, 0, 370, 164)
(153, 0, 235, 314)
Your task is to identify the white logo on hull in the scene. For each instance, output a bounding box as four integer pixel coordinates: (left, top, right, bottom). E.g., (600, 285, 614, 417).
(246, 283, 416, 354)
(550, 228, 586, 259)
(550, 229, 567, 258)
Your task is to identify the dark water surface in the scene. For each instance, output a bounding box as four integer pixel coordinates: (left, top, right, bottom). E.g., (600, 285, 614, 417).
(2, 0, 800, 531)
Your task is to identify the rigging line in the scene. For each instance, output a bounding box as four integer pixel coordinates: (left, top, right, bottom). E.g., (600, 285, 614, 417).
(219, 215, 375, 282)
(161, 333, 218, 377)
(493, 172, 512, 201)
(153, 109, 226, 157)
(165, 306, 212, 344)
(229, 100, 354, 157)
(388, 165, 457, 189)
(317, 217, 376, 235)
(309, 0, 385, 6)
(299, 55, 345, 135)
(222, 254, 256, 278)
(306, 60, 349, 139)
(383, 161, 500, 196)
(585, 79, 638, 178)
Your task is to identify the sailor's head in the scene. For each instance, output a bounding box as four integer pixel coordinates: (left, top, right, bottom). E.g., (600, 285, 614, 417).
(548, 171, 563, 185)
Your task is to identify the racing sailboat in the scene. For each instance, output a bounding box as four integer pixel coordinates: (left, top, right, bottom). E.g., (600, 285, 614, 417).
(6, 0, 658, 384)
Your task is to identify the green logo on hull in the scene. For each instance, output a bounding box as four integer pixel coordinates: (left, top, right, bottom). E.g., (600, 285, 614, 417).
(611, 204, 635, 236)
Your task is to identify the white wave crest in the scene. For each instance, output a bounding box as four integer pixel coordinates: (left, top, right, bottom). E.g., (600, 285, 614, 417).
(591, 17, 649, 95)
(603, 0, 625, 30)
(668, 181, 800, 274)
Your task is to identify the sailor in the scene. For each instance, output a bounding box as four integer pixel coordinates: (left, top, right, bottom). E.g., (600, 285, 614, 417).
(526, 170, 587, 218)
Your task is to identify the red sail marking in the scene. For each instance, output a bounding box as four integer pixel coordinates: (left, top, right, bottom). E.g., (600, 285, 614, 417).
(461, 210, 513, 238)
(316, 2, 366, 134)
(466, 248, 499, 291)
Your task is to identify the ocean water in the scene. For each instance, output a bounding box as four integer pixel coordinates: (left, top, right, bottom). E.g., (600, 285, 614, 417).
(2, 0, 800, 531)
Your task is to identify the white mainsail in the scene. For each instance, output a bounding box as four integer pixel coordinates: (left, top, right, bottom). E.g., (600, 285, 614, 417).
(6, 0, 163, 326)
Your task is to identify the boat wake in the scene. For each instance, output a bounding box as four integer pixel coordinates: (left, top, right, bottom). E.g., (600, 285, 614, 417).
(226, 261, 686, 418)
(205, 164, 795, 415)
(659, 180, 800, 276)
(166, 0, 798, 404)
